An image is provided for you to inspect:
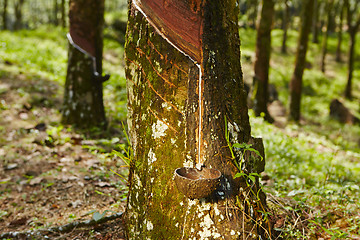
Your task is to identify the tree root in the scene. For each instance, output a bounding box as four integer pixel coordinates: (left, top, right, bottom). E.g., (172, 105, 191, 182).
(0, 212, 123, 239)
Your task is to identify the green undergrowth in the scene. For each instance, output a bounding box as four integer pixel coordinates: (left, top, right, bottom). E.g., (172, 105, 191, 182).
(250, 112, 360, 238)
(0, 25, 68, 83)
(240, 26, 360, 238)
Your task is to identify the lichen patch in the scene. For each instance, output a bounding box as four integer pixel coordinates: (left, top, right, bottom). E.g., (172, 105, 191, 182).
(152, 119, 168, 139)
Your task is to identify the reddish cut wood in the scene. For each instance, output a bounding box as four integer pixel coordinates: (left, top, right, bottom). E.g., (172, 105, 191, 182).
(69, 29, 96, 57)
(133, 0, 203, 63)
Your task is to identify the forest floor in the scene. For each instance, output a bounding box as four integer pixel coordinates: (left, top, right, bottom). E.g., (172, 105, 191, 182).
(0, 68, 127, 239)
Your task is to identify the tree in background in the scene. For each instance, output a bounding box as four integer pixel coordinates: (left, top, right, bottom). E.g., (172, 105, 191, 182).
(61, 0, 66, 28)
(62, 0, 108, 129)
(125, 0, 270, 238)
(247, 0, 259, 28)
(289, 0, 315, 121)
(53, 0, 59, 26)
(312, 0, 320, 44)
(281, 0, 290, 54)
(14, 0, 25, 30)
(320, 0, 334, 73)
(253, 0, 275, 122)
(2, 0, 8, 30)
(344, 0, 360, 100)
(335, 0, 345, 62)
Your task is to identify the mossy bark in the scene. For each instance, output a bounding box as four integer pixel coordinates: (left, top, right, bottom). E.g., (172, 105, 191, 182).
(125, 0, 271, 239)
(253, 0, 274, 123)
(289, 0, 314, 122)
(61, 0, 106, 129)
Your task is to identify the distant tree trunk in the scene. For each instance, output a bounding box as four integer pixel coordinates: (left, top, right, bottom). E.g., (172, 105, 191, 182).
(248, 0, 259, 28)
(253, 0, 275, 123)
(289, 0, 314, 121)
(14, 0, 25, 30)
(312, 0, 319, 44)
(53, 0, 59, 26)
(2, 0, 8, 30)
(335, 1, 344, 62)
(320, 0, 334, 73)
(61, 0, 66, 28)
(62, 0, 107, 129)
(281, 0, 290, 54)
(125, 0, 271, 239)
(344, 0, 360, 100)
(345, 30, 357, 100)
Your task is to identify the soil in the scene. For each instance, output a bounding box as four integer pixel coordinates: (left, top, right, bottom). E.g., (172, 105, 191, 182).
(0, 73, 127, 239)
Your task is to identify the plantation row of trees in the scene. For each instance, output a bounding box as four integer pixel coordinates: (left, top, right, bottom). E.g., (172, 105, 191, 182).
(0, 0, 126, 30)
(252, 0, 359, 122)
(3, 0, 358, 125)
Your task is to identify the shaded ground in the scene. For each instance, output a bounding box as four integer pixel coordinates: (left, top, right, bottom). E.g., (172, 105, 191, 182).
(0, 71, 127, 239)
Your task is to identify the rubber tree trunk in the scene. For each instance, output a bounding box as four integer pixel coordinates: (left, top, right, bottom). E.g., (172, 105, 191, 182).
(289, 0, 314, 121)
(253, 0, 275, 123)
(335, 1, 344, 62)
(14, 0, 25, 30)
(61, 0, 107, 129)
(2, 0, 8, 30)
(320, 0, 334, 73)
(281, 0, 290, 54)
(125, 0, 271, 239)
(312, 0, 319, 44)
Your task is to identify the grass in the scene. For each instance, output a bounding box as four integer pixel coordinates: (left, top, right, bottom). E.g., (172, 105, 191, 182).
(0, 20, 359, 238)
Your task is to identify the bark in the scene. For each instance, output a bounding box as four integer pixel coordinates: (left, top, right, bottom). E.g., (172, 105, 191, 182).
(61, 0, 107, 129)
(14, 0, 25, 30)
(289, 0, 314, 121)
(253, 0, 275, 123)
(312, 0, 319, 44)
(281, 0, 290, 54)
(335, 1, 344, 62)
(2, 0, 7, 30)
(320, 0, 334, 73)
(125, 0, 271, 239)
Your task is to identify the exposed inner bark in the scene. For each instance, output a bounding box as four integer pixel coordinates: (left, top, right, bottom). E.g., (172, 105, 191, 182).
(132, 0, 203, 63)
